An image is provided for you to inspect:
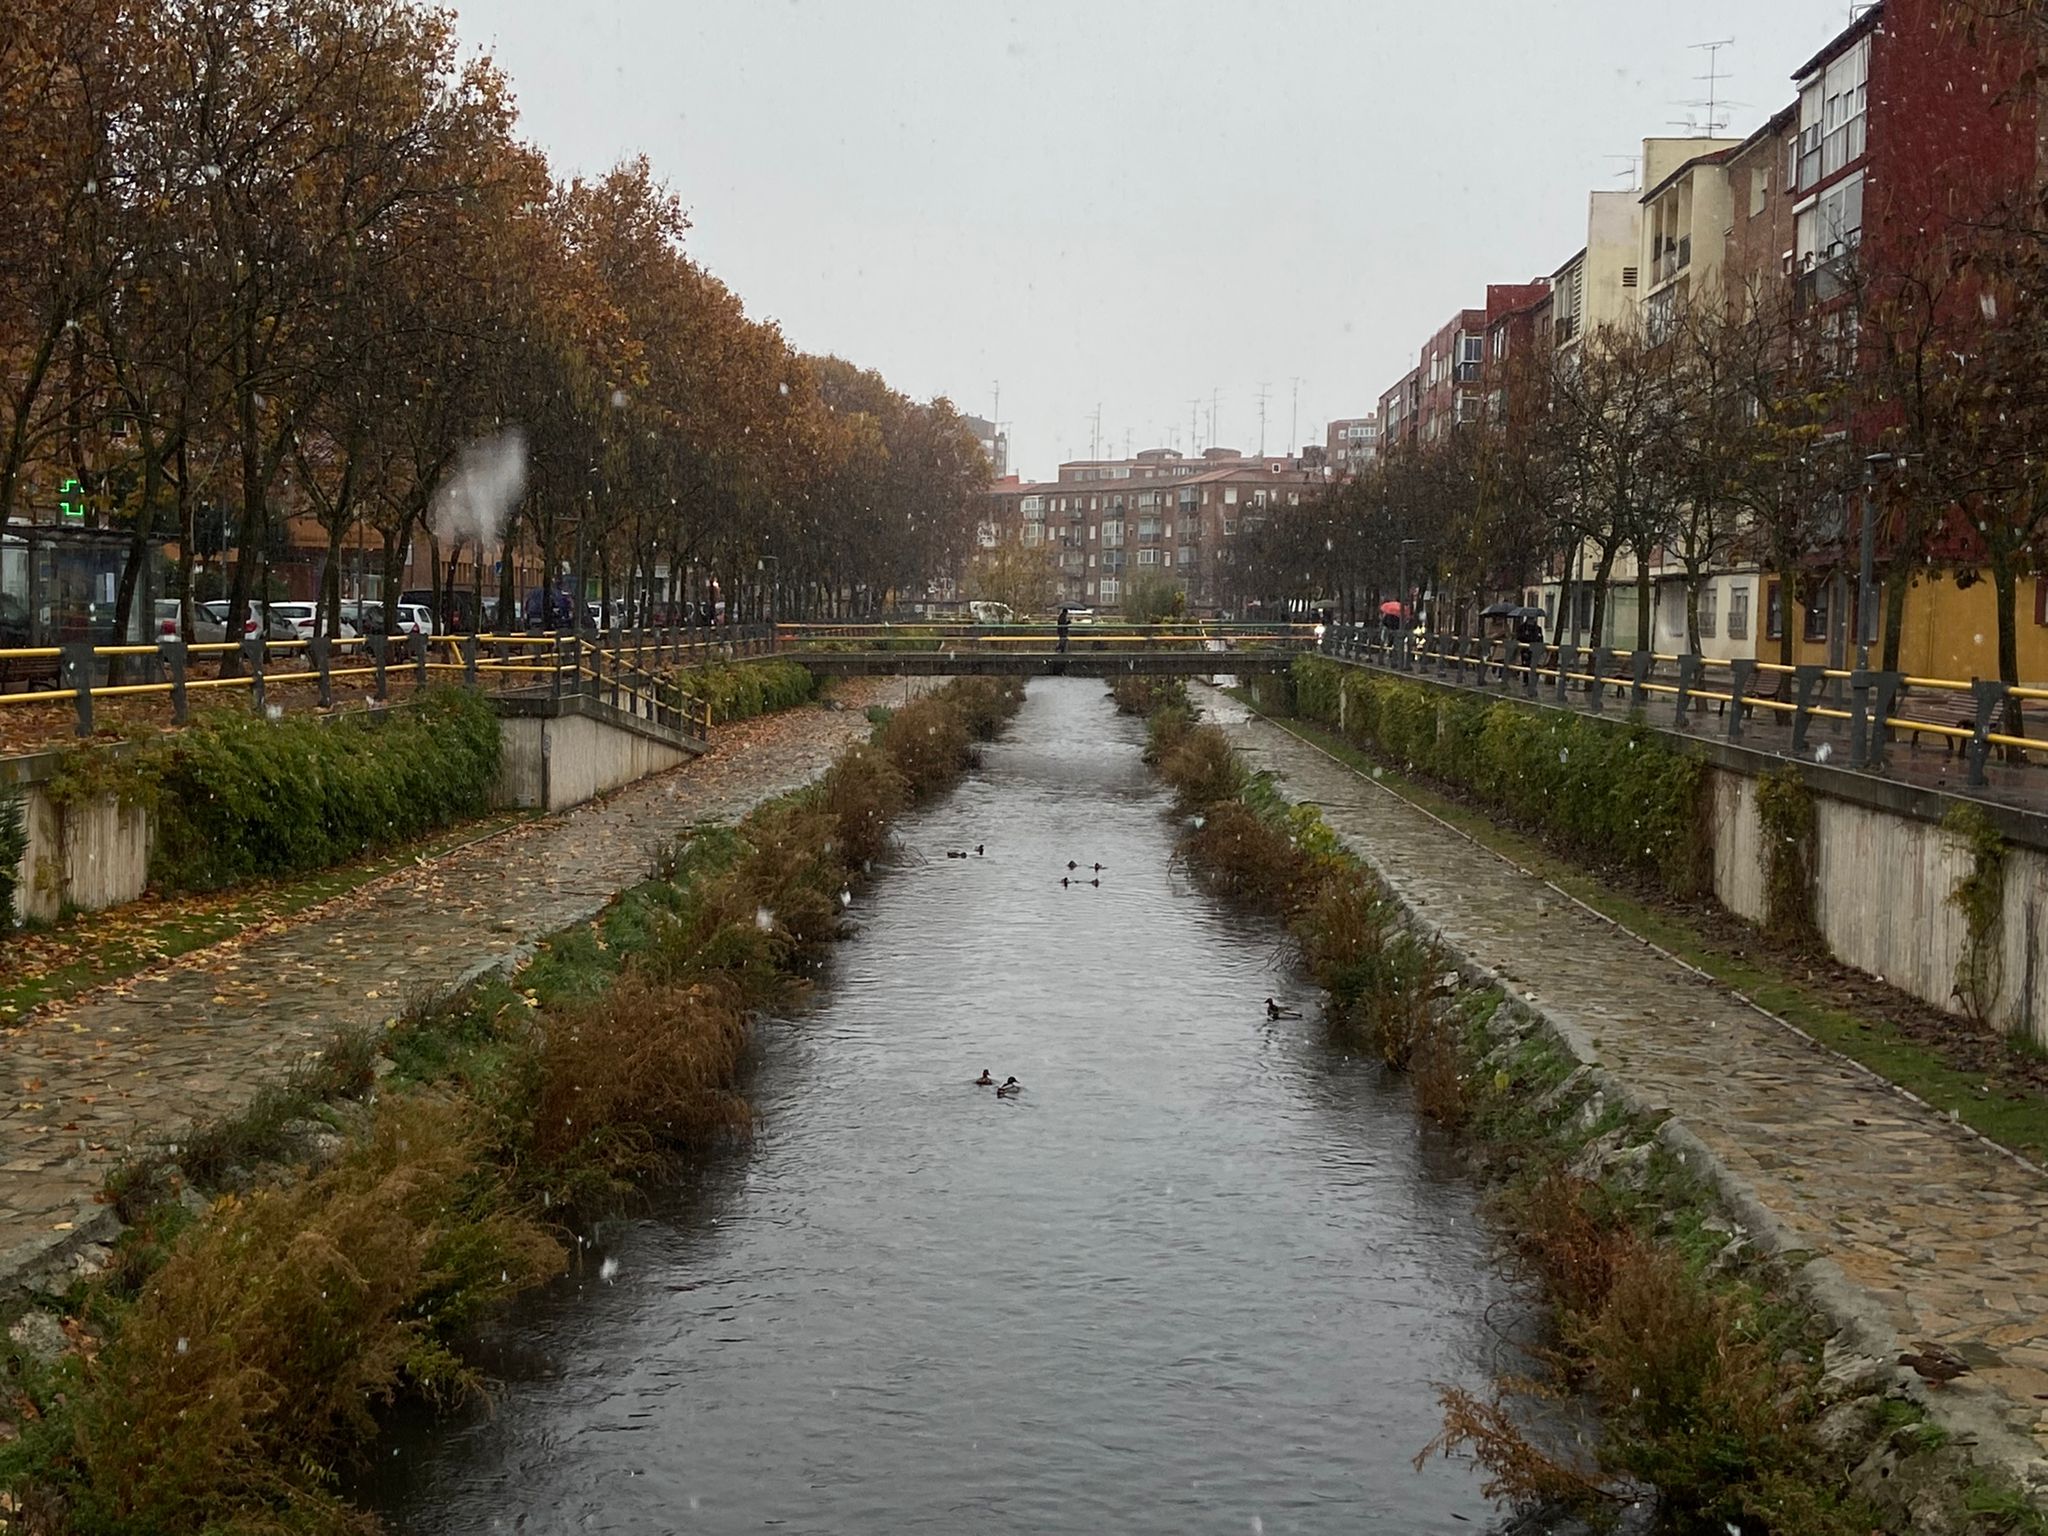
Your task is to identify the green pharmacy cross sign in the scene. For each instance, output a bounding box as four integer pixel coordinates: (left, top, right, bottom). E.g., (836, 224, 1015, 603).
(58, 477, 84, 522)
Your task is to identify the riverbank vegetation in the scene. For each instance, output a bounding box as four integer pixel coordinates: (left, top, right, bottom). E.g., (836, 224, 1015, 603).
(1142, 694, 2032, 1535)
(1259, 659, 2048, 1167)
(0, 677, 1023, 1536)
(674, 659, 820, 724)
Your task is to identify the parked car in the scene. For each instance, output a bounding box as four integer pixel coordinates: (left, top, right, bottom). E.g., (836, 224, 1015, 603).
(154, 599, 228, 643)
(264, 601, 360, 641)
(199, 599, 295, 641)
(341, 599, 434, 639)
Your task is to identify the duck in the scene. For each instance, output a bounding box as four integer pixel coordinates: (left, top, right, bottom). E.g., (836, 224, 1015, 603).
(1091, 863, 1107, 873)
(995, 1076, 1022, 1097)
(1067, 860, 1078, 870)
(1265, 997, 1301, 1020)
(974, 1069, 994, 1087)
(1087, 878, 1100, 887)
(1060, 877, 1071, 888)
(946, 849, 967, 859)
(975, 844, 985, 856)
(1899, 1342, 1971, 1386)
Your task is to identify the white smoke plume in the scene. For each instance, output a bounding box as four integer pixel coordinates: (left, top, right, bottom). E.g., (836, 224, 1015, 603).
(432, 427, 526, 550)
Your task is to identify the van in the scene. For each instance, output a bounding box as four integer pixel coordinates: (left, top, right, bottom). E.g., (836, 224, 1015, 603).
(967, 600, 1014, 625)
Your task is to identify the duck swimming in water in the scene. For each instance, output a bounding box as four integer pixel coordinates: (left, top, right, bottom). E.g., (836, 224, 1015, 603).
(1067, 860, 1078, 870)
(996, 1076, 1022, 1097)
(974, 1069, 994, 1087)
(975, 844, 985, 856)
(1265, 997, 1301, 1020)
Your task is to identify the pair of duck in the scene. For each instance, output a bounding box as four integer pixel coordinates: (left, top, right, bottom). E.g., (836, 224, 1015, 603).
(1065, 861, 1106, 873)
(974, 1071, 1022, 1097)
(1265, 998, 1302, 1020)
(946, 845, 986, 859)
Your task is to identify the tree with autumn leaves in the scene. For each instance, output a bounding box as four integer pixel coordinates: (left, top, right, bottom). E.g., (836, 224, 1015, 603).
(0, 0, 989, 652)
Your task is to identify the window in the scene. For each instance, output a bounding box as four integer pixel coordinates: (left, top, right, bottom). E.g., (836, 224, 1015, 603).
(1802, 583, 1830, 643)
(1765, 581, 1784, 641)
(1223, 486, 1238, 505)
(1750, 167, 1768, 217)
(1102, 520, 1123, 548)
(1177, 546, 1193, 567)
(1137, 547, 1159, 566)
(1021, 523, 1042, 547)
(1697, 586, 1718, 639)
(1796, 171, 1864, 266)
(1728, 584, 1751, 640)
(1099, 578, 1119, 603)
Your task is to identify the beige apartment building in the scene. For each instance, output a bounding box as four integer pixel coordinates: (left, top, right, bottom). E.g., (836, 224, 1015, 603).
(987, 447, 1324, 614)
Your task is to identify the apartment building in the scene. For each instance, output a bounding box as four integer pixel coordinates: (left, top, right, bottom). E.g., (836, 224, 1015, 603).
(1638, 136, 1743, 340)
(1376, 367, 1420, 453)
(1325, 415, 1380, 476)
(985, 447, 1321, 613)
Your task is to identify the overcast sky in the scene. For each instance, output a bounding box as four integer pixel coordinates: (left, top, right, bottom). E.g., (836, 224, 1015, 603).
(451, 0, 1861, 478)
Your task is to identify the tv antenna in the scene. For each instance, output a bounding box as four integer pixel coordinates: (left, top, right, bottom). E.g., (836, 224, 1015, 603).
(1255, 381, 1271, 457)
(1686, 38, 1735, 137)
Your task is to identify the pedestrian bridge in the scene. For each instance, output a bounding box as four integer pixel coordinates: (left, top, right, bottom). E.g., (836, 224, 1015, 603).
(770, 623, 1317, 677)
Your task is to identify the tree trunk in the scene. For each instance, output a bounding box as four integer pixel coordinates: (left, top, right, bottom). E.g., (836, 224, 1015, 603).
(1588, 544, 1618, 651)
(1993, 557, 2024, 743)
(1634, 557, 1652, 652)
(1776, 559, 1797, 669)
(1684, 569, 1702, 655)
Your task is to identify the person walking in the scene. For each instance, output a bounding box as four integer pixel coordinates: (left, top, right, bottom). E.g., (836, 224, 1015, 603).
(1056, 607, 1071, 654)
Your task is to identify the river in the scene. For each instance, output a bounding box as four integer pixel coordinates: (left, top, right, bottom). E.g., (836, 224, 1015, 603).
(367, 676, 1533, 1533)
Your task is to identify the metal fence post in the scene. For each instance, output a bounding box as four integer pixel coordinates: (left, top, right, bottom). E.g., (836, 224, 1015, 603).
(1968, 679, 2007, 788)
(1628, 649, 1650, 709)
(1726, 658, 1755, 742)
(550, 635, 567, 704)
(1790, 665, 1826, 755)
(1847, 668, 1873, 768)
(1553, 644, 1575, 705)
(1870, 672, 1905, 770)
(157, 637, 188, 725)
(308, 635, 332, 709)
(366, 634, 389, 701)
(1674, 653, 1700, 727)
(242, 637, 266, 715)
(60, 643, 93, 737)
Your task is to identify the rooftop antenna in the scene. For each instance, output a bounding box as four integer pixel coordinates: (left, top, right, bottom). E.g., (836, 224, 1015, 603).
(1211, 387, 1219, 450)
(1686, 38, 1735, 137)
(1289, 376, 1303, 458)
(1188, 396, 1200, 454)
(1604, 153, 1640, 190)
(1090, 403, 1102, 461)
(1255, 381, 1271, 457)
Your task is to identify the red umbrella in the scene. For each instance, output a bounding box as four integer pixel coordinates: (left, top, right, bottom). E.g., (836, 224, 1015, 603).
(1378, 600, 1405, 617)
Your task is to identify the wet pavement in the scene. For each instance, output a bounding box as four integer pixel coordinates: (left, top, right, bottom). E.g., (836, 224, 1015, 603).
(0, 679, 918, 1289)
(1212, 686, 2048, 1478)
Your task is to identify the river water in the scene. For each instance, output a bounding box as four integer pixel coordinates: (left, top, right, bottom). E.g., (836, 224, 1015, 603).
(369, 677, 1532, 1534)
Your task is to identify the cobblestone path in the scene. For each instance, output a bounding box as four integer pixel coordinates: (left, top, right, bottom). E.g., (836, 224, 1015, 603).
(0, 681, 914, 1285)
(1212, 691, 2048, 1474)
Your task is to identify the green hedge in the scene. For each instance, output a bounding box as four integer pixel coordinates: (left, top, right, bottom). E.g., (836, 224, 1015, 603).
(148, 688, 502, 892)
(1291, 656, 1712, 896)
(678, 660, 819, 724)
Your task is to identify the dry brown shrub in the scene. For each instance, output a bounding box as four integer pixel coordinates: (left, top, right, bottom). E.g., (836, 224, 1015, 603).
(878, 695, 973, 799)
(1158, 724, 1245, 813)
(1410, 1014, 1469, 1126)
(1420, 1380, 1612, 1511)
(532, 974, 752, 1187)
(1183, 800, 1309, 912)
(819, 741, 909, 866)
(71, 1097, 562, 1535)
(1502, 1169, 1631, 1319)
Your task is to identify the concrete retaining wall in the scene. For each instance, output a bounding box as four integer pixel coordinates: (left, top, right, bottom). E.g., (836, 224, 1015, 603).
(1708, 764, 2048, 1042)
(16, 784, 152, 924)
(493, 708, 692, 812)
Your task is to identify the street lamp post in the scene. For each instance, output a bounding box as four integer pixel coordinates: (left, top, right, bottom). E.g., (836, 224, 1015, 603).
(1858, 452, 1893, 673)
(1396, 537, 1421, 668)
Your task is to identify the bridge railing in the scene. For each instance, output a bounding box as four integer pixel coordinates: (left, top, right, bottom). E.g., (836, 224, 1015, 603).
(0, 623, 779, 743)
(772, 621, 1320, 654)
(1319, 624, 2048, 789)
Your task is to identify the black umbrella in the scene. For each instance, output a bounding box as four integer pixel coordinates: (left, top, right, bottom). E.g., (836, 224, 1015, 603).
(1478, 600, 1516, 618)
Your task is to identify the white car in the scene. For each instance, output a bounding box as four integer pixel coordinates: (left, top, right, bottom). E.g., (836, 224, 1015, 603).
(266, 601, 359, 640)
(154, 599, 227, 643)
(341, 599, 433, 639)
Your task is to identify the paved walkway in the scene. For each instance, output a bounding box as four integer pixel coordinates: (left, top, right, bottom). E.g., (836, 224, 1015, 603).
(0, 681, 910, 1286)
(1209, 689, 2048, 1481)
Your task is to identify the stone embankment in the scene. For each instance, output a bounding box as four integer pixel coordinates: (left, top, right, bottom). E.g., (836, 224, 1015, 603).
(1204, 685, 2048, 1508)
(0, 680, 916, 1292)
